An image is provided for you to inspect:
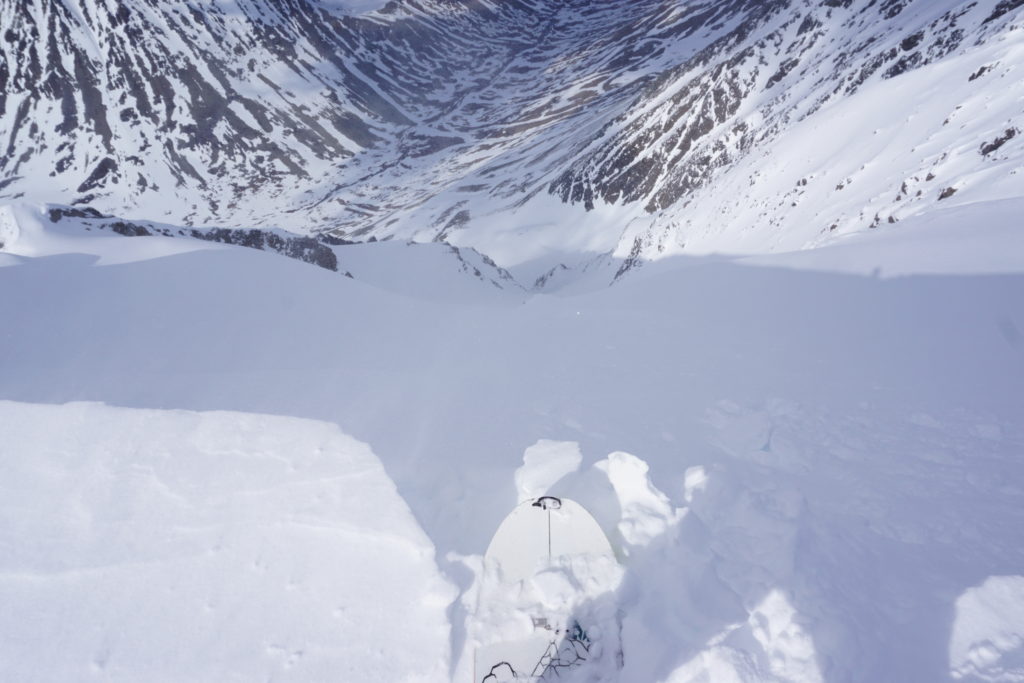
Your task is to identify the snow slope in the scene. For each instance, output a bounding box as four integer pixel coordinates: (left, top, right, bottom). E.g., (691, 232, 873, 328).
(0, 401, 453, 682)
(1, 200, 1022, 680)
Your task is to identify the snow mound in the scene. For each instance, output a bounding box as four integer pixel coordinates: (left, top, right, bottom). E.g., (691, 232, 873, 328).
(595, 451, 681, 553)
(951, 575, 1024, 681)
(0, 401, 453, 682)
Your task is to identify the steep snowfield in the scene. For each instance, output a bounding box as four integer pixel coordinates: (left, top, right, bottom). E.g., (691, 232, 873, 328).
(1, 202, 1022, 680)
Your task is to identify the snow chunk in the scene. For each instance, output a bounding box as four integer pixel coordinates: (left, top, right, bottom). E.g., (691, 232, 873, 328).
(515, 439, 582, 503)
(748, 590, 823, 683)
(683, 465, 710, 504)
(595, 451, 680, 551)
(951, 575, 1024, 681)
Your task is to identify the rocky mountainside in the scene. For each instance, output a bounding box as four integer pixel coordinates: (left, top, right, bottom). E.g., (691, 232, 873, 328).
(1, 0, 1022, 268)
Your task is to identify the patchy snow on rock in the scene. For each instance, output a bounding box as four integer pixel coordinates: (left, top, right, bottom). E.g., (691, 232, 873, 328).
(950, 575, 1024, 681)
(748, 590, 823, 683)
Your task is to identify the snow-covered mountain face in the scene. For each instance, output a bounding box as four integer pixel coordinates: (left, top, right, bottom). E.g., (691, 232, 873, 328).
(1, 0, 1022, 267)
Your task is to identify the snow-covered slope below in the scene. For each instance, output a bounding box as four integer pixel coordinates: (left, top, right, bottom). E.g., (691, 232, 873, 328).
(1, 197, 1022, 681)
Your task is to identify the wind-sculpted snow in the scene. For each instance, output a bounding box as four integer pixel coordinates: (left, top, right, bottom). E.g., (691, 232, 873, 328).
(0, 401, 455, 681)
(2, 0, 1021, 265)
(548, 0, 1024, 262)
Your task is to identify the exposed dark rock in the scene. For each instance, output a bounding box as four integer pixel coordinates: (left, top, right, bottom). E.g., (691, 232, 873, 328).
(985, 0, 1024, 23)
(767, 58, 800, 88)
(969, 64, 994, 81)
(76, 158, 118, 194)
(109, 221, 152, 236)
(980, 128, 1018, 156)
(797, 14, 821, 35)
(883, 51, 922, 78)
(534, 263, 569, 289)
(880, 0, 908, 19)
(48, 206, 109, 222)
(614, 236, 644, 281)
(900, 31, 924, 51)
(187, 228, 339, 271)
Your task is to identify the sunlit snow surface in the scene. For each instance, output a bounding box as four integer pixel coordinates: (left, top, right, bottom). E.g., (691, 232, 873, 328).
(1, 203, 1023, 681)
(0, 402, 453, 682)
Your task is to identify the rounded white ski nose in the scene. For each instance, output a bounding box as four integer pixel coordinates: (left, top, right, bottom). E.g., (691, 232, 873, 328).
(484, 496, 614, 583)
